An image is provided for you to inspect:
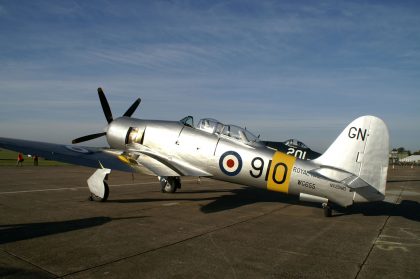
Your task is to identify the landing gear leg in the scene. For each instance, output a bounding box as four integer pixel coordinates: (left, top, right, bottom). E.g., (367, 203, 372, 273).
(87, 168, 111, 202)
(89, 181, 109, 202)
(322, 202, 333, 217)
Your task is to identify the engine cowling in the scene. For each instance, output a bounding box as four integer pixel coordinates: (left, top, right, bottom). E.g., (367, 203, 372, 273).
(106, 117, 146, 149)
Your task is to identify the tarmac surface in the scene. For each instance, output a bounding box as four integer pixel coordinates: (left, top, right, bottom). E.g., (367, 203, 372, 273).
(0, 166, 419, 278)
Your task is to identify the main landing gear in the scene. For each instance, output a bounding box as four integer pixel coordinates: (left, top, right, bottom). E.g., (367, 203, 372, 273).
(159, 176, 181, 193)
(88, 181, 109, 202)
(87, 168, 111, 202)
(322, 202, 333, 217)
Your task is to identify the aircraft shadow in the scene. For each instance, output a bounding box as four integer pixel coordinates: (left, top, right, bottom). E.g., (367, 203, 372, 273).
(0, 267, 51, 278)
(110, 197, 217, 203)
(200, 186, 299, 213)
(108, 187, 300, 212)
(0, 216, 146, 245)
(174, 189, 233, 194)
(200, 187, 420, 221)
(109, 186, 419, 221)
(201, 188, 420, 222)
(387, 179, 420, 183)
(108, 189, 234, 204)
(333, 200, 420, 221)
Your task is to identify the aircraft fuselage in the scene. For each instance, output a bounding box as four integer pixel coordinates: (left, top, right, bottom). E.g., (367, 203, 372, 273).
(109, 117, 379, 208)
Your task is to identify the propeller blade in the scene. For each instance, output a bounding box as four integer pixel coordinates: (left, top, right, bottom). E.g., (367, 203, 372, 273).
(72, 132, 106, 144)
(98, 87, 113, 124)
(123, 98, 141, 117)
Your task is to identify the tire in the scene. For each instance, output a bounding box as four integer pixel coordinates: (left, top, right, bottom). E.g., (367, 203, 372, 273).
(101, 181, 109, 202)
(163, 182, 176, 193)
(89, 181, 109, 202)
(160, 177, 178, 193)
(323, 206, 332, 217)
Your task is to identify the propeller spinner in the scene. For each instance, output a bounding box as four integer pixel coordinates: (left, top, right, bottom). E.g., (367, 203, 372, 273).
(72, 88, 141, 144)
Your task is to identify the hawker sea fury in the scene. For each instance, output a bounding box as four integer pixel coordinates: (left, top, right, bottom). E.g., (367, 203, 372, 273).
(262, 139, 321, 160)
(0, 88, 389, 217)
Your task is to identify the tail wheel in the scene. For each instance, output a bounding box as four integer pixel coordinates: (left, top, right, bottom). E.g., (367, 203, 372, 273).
(322, 203, 332, 217)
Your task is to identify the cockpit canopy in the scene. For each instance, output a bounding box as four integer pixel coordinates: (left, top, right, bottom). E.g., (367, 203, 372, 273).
(284, 139, 308, 149)
(196, 118, 260, 145)
(179, 115, 194, 128)
(220, 124, 260, 143)
(197, 118, 223, 134)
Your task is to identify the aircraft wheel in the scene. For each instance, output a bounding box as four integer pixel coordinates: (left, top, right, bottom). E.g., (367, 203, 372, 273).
(322, 203, 332, 217)
(160, 177, 180, 193)
(162, 181, 176, 193)
(89, 181, 109, 202)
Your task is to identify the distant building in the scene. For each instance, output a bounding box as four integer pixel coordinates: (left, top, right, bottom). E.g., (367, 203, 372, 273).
(389, 150, 398, 164)
(398, 151, 410, 160)
(389, 149, 410, 164)
(400, 155, 420, 164)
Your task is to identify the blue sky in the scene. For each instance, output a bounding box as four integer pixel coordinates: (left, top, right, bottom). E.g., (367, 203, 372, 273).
(0, 0, 419, 152)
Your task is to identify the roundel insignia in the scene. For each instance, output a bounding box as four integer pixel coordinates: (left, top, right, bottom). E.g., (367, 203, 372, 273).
(65, 145, 92, 154)
(219, 151, 243, 176)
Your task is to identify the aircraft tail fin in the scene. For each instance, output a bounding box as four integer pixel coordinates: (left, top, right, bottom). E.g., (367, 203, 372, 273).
(313, 116, 389, 196)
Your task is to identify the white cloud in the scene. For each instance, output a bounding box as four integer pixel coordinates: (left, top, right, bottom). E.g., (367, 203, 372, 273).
(0, 1, 419, 152)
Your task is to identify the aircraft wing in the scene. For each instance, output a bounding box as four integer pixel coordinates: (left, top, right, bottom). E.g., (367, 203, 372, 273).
(0, 137, 133, 172)
(0, 137, 212, 177)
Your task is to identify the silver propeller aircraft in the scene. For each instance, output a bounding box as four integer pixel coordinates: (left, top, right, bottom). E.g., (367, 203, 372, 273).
(262, 138, 321, 160)
(0, 88, 389, 216)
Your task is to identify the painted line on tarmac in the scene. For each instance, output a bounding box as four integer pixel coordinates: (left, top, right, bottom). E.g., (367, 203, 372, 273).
(0, 179, 198, 195)
(0, 187, 87, 194)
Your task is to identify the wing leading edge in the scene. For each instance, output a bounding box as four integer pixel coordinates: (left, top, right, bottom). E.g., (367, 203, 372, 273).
(0, 137, 132, 172)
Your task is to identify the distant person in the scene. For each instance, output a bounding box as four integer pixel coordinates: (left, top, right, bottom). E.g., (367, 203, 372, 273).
(33, 155, 39, 166)
(16, 152, 24, 167)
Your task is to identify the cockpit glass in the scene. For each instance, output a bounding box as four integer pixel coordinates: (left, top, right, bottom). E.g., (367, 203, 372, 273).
(197, 118, 260, 144)
(221, 125, 259, 143)
(197, 118, 223, 134)
(180, 116, 194, 127)
(284, 139, 308, 148)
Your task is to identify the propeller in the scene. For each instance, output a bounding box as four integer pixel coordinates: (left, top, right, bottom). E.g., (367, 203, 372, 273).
(98, 87, 113, 124)
(72, 88, 141, 144)
(72, 132, 106, 144)
(123, 97, 141, 117)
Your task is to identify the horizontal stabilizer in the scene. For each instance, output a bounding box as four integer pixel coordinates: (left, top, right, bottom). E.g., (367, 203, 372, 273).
(309, 166, 370, 189)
